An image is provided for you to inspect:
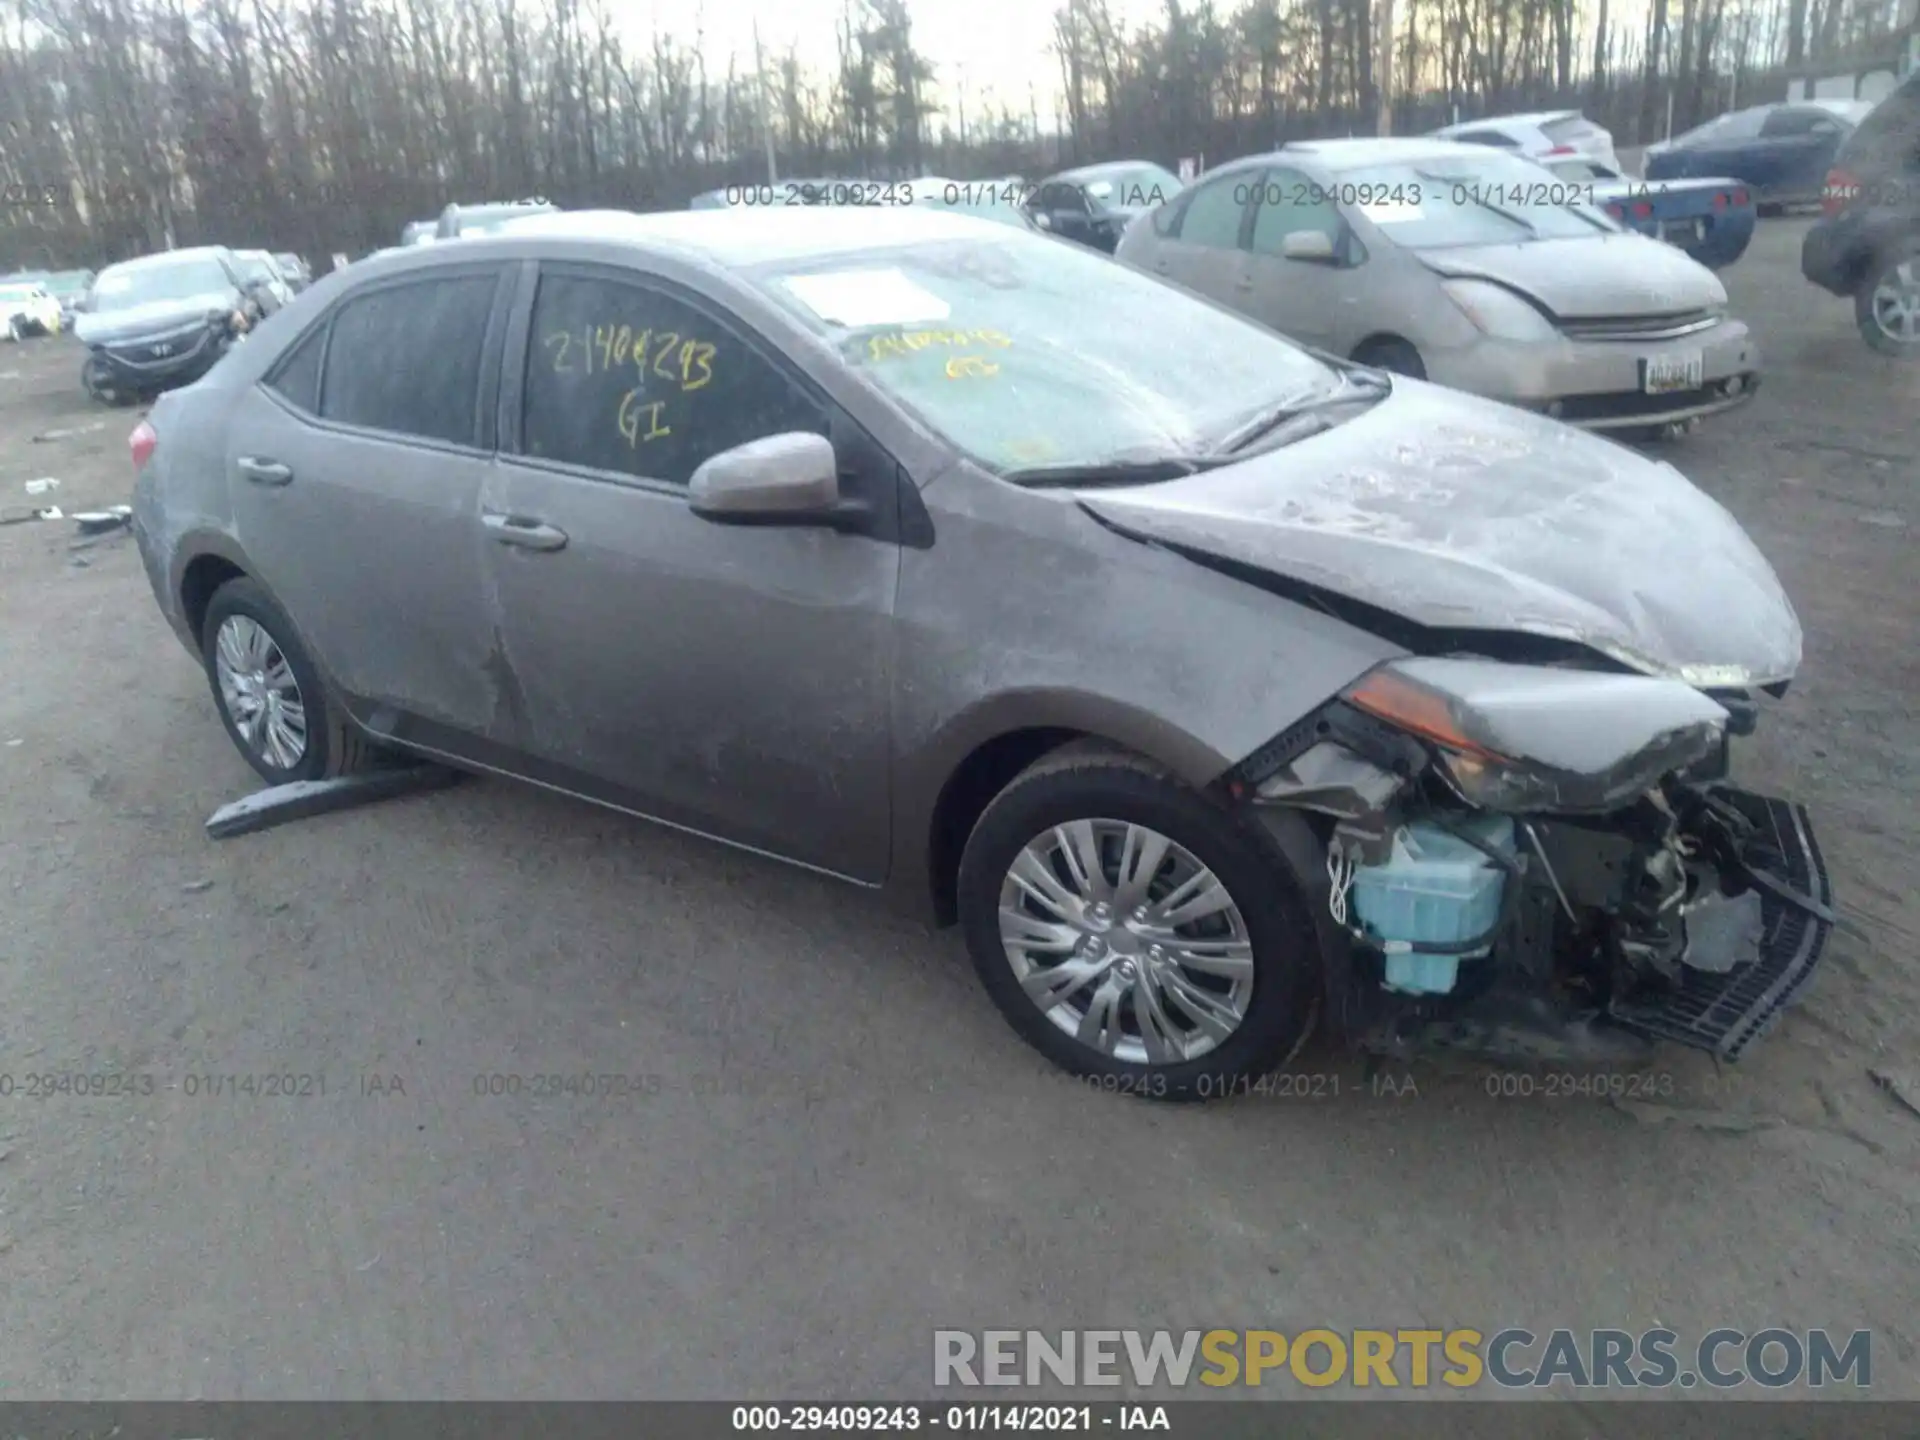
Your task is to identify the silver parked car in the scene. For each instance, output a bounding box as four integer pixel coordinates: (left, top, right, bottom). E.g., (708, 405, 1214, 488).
(128, 207, 1831, 1097)
(1116, 138, 1761, 432)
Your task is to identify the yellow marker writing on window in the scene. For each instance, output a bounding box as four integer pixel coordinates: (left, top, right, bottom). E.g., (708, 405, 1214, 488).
(617, 389, 672, 447)
(944, 355, 1000, 380)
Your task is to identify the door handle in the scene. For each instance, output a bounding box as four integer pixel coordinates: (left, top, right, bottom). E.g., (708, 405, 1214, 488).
(237, 456, 292, 485)
(483, 512, 568, 551)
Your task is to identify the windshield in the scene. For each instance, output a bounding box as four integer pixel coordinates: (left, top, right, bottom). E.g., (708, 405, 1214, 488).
(0, 285, 42, 303)
(748, 233, 1336, 475)
(1085, 165, 1184, 210)
(89, 257, 235, 311)
(46, 271, 91, 295)
(1337, 154, 1617, 246)
(920, 194, 1033, 229)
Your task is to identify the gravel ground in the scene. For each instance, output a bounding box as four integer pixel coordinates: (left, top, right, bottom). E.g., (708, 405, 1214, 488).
(0, 218, 1915, 1405)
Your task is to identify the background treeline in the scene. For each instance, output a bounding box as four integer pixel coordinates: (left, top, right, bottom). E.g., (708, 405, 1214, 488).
(0, 0, 1909, 267)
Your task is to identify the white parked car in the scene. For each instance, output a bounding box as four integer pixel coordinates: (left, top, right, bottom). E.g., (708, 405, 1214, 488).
(1, 281, 64, 341)
(1432, 109, 1624, 176)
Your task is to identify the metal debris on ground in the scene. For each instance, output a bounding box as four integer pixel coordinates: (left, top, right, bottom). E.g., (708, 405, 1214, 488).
(1867, 1066, 1920, 1122)
(73, 505, 133, 537)
(30, 420, 106, 442)
(205, 764, 465, 840)
(182, 878, 214, 893)
(0, 503, 61, 525)
(22, 477, 59, 495)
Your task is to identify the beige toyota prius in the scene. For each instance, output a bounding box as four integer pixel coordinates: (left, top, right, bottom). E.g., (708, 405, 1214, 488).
(1116, 137, 1761, 433)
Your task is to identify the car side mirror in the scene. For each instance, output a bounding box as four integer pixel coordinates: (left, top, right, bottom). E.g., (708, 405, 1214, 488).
(1032, 212, 1053, 230)
(688, 432, 868, 532)
(1281, 230, 1338, 263)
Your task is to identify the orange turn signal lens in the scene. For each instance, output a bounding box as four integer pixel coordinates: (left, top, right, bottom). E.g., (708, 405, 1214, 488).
(1345, 668, 1506, 760)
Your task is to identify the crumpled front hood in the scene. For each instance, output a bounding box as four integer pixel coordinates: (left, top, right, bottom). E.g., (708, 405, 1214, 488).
(74, 293, 233, 346)
(1075, 380, 1801, 687)
(1415, 235, 1726, 317)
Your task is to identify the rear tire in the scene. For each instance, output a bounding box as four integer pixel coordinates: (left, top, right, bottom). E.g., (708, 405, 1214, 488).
(201, 576, 382, 785)
(956, 743, 1325, 1101)
(1352, 337, 1426, 380)
(1855, 247, 1920, 359)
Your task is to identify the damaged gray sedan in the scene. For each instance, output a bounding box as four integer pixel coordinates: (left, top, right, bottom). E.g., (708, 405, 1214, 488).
(129, 207, 1833, 1098)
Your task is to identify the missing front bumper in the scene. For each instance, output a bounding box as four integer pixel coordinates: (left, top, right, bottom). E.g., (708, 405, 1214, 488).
(1607, 790, 1833, 1061)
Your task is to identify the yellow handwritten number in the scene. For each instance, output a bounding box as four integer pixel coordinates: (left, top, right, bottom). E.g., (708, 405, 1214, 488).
(617, 389, 673, 447)
(544, 331, 572, 372)
(945, 355, 1000, 380)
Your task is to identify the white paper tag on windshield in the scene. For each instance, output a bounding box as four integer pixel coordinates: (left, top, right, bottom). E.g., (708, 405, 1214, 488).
(784, 269, 951, 327)
(1357, 199, 1423, 222)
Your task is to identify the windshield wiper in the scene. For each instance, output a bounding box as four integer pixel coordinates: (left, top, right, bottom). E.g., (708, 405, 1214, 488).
(1000, 455, 1224, 488)
(1213, 368, 1393, 455)
(1414, 169, 1540, 236)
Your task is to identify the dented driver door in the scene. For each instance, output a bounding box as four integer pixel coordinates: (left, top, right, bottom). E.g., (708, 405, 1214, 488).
(477, 262, 900, 883)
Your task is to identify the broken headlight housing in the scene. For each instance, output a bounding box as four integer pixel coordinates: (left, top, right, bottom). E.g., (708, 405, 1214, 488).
(1341, 657, 1731, 814)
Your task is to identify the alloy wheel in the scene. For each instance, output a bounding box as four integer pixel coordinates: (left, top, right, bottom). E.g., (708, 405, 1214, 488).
(214, 614, 309, 770)
(997, 819, 1255, 1065)
(1869, 259, 1920, 348)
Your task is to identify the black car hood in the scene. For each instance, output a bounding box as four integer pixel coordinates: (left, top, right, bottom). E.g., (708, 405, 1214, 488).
(74, 292, 234, 346)
(1074, 379, 1801, 687)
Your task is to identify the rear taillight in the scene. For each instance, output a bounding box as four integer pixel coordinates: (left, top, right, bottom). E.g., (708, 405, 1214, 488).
(1542, 144, 1577, 157)
(1731, 187, 1749, 207)
(1631, 200, 1654, 219)
(130, 419, 157, 474)
(1604, 204, 1625, 221)
(1822, 167, 1861, 218)
(1712, 191, 1727, 211)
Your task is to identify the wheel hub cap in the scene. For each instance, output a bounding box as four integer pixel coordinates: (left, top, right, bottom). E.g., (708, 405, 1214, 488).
(214, 615, 309, 770)
(997, 819, 1255, 1065)
(1871, 261, 1920, 345)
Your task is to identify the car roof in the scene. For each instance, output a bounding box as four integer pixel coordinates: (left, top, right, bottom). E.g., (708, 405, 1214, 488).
(1051, 160, 1175, 184)
(1281, 136, 1499, 168)
(464, 205, 1026, 268)
(101, 246, 232, 273)
(1437, 109, 1579, 132)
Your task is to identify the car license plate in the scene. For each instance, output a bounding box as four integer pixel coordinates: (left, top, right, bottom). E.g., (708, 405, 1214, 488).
(1642, 352, 1704, 394)
(1661, 218, 1704, 244)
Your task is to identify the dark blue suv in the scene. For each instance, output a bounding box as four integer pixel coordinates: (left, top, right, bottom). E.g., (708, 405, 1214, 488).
(1801, 73, 1920, 357)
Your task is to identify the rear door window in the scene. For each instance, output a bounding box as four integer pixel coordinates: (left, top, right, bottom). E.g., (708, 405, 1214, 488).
(318, 271, 501, 446)
(1761, 107, 1842, 137)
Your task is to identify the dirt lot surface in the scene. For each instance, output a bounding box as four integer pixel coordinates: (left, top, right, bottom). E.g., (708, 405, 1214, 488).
(0, 219, 1915, 1405)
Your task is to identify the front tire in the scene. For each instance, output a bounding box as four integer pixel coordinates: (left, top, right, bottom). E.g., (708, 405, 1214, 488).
(957, 743, 1324, 1101)
(1856, 248, 1920, 359)
(201, 576, 380, 785)
(1352, 337, 1426, 380)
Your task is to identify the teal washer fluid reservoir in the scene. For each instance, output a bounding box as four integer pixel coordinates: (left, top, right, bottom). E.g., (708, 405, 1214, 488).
(1349, 814, 1519, 995)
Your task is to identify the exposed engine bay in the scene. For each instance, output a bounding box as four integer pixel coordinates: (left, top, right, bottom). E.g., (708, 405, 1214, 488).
(1231, 657, 1835, 1066)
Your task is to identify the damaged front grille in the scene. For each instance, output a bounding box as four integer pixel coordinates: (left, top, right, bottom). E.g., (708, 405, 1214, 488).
(1557, 310, 1721, 342)
(1607, 792, 1833, 1060)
